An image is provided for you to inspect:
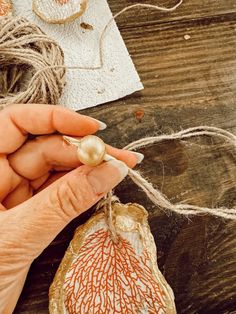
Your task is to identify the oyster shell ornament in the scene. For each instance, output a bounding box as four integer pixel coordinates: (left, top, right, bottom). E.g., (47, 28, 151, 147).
(49, 202, 176, 314)
(0, 0, 12, 17)
(33, 0, 87, 24)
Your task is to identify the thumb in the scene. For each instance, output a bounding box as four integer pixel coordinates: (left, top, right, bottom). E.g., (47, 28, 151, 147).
(1, 159, 128, 261)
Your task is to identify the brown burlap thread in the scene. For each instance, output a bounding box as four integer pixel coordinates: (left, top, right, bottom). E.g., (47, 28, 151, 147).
(0, 1, 183, 109)
(0, 16, 65, 108)
(99, 126, 236, 242)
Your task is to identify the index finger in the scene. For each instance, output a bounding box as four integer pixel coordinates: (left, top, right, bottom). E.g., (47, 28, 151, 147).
(0, 104, 103, 154)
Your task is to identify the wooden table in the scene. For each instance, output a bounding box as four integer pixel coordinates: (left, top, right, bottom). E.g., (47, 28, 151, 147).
(14, 0, 236, 313)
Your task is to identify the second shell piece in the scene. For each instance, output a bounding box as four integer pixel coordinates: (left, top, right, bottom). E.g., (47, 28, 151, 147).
(33, 0, 87, 24)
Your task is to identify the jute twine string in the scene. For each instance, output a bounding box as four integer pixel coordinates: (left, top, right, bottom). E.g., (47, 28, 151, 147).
(0, 17, 65, 108)
(0, 1, 182, 108)
(2, 3, 235, 222)
(101, 126, 236, 241)
(9, 1, 183, 90)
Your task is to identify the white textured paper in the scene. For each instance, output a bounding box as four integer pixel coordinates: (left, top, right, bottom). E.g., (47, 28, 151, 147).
(13, 0, 143, 110)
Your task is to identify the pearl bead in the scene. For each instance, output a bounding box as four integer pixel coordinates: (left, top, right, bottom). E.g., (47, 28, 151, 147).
(77, 135, 106, 166)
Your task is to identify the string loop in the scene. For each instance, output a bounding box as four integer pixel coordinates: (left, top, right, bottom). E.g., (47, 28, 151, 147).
(103, 125, 236, 238)
(15, 1, 183, 81)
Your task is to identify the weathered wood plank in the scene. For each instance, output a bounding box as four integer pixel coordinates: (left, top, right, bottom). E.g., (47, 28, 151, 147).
(118, 18, 236, 109)
(165, 217, 236, 313)
(108, 0, 236, 29)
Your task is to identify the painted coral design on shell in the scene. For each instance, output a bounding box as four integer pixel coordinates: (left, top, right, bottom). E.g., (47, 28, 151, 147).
(49, 204, 176, 313)
(64, 229, 166, 313)
(0, 0, 11, 16)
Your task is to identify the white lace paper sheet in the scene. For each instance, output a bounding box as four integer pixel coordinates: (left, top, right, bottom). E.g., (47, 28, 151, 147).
(13, 0, 143, 110)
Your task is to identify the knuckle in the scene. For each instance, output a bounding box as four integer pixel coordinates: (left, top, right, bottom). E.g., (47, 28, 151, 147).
(50, 174, 97, 220)
(54, 182, 81, 219)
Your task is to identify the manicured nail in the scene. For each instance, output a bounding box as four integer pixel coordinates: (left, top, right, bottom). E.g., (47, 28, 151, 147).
(87, 159, 128, 194)
(132, 152, 144, 164)
(108, 159, 129, 178)
(90, 117, 107, 130)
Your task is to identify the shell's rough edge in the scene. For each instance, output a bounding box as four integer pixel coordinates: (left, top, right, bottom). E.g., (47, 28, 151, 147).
(49, 202, 176, 313)
(32, 0, 87, 24)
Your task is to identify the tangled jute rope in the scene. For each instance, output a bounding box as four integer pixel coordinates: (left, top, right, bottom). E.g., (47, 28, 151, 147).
(0, 1, 182, 109)
(0, 16, 65, 108)
(5, 1, 183, 92)
(101, 126, 236, 241)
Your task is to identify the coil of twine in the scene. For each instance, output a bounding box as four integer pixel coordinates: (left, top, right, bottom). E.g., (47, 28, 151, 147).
(0, 16, 65, 108)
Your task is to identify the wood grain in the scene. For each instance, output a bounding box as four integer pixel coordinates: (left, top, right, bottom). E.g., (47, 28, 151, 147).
(109, 0, 236, 29)
(121, 19, 236, 109)
(14, 0, 236, 313)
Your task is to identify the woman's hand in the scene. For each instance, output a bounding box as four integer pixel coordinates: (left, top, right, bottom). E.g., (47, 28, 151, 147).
(0, 104, 141, 314)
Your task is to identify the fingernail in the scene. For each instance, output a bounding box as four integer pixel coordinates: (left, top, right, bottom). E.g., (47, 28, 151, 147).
(132, 152, 144, 164)
(108, 159, 129, 177)
(90, 117, 107, 130)
(87, 159, 128, 194)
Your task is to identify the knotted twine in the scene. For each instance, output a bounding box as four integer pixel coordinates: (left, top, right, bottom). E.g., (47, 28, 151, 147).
(100, 126, 236, 241)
